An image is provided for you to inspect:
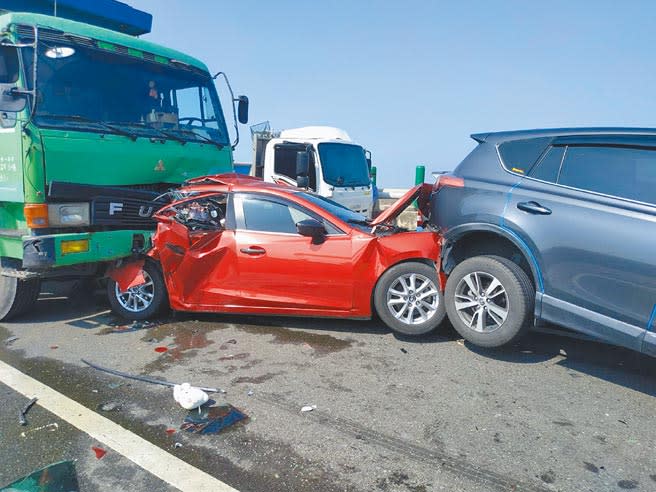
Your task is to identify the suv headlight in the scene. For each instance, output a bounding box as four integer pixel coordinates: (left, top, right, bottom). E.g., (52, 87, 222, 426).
(48, 202, 90, 227)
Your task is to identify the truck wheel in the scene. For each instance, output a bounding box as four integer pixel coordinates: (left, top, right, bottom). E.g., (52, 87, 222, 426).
(107, 261, 168, 320)
(444, 255, 534, 348)
(0, 275, 41, 321)
(374, 262, 446, 335)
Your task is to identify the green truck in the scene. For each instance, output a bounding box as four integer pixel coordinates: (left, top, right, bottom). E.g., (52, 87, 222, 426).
(0, 7, 247, 319)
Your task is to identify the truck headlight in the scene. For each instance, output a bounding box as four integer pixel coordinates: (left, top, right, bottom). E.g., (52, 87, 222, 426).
(48, 203, 90, 227)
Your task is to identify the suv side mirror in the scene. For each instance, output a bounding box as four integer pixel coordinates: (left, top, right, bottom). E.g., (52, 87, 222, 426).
(0, 85, 27, 113)
(296, 218, 326, 244)
(237, 95, 249, 124)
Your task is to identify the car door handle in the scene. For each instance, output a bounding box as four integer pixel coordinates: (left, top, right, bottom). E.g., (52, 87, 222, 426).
(517, 201, 552, 215)
(240, 246, 266, 255)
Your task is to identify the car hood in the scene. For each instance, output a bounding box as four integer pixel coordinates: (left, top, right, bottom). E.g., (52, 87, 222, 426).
(370, 183, 432, 226)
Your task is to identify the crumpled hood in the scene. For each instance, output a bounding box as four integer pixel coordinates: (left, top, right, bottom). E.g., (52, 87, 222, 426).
(370, 183, 432, 226)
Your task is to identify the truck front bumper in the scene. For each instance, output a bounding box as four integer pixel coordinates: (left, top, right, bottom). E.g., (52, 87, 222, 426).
(22, 230, 152, 270)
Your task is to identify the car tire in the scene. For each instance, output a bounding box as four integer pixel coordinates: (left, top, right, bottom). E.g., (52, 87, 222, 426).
(374, 261, 446, 336)
(0, 276, 40, 321)
(107, 260, 168, 320)
(445, 255, 534, 347)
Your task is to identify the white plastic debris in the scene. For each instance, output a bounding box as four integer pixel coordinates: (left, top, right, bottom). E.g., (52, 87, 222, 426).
(300, 405, 317, 413)
(173, 383, 209, 410)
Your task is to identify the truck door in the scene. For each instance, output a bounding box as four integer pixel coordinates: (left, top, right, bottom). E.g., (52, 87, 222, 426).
(271, 143, 317, 190)
(502, 139, 656, 353)
(153, 194, 241, 307)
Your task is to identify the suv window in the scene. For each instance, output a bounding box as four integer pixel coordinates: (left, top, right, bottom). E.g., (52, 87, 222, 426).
(498, 137, 551, 175)
(559, 146, 656, 204)
(529, 146, 565, 182)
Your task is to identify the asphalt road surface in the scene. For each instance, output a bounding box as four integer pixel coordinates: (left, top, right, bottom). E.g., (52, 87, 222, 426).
(1, 283, 655, 492)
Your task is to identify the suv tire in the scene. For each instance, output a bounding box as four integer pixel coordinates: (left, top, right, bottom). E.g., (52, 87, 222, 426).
(374, 261, 446, 335)
(445, 255, 534, 347)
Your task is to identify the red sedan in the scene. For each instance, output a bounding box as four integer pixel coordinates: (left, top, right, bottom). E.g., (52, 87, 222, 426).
(107, 174, 445, 335)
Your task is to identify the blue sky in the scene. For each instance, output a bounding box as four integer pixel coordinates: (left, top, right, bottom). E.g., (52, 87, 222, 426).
(127, 0, 656, 187)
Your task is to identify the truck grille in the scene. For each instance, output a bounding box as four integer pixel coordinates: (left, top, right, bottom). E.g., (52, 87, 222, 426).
(92, 196, 164, 229)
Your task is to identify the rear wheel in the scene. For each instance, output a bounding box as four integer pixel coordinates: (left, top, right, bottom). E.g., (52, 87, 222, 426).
(0, 275, 41, 321)
(107, 261, 168, 320)
(374, 262, 446, 335)
(445, 255, 534, 347)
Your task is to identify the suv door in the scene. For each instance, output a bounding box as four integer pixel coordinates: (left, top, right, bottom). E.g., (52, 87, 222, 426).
(502, 137, 656, 352)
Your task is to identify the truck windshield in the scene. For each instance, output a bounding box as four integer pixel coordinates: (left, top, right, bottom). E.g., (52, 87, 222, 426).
(318, 143, 371, 187)
(24, 41, 229, 145)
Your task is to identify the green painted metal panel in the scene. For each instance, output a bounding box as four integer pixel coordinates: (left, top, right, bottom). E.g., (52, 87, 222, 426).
(0, 121, 23, 202)
(40, 128, 232, 185)
(0, 234, 22, 258)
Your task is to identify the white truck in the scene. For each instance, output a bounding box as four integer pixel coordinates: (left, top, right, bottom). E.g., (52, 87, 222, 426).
(250, 124, 375, 217)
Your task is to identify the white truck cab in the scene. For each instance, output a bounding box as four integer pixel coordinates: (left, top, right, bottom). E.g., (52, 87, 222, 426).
(251, 125, 374, 217)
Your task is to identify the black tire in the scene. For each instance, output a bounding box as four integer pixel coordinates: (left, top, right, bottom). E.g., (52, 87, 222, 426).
(107, 260, 168, 320)
(444, 255, 534, 347)
(0, 275, 40, 321)
(374, 261, 446, 335)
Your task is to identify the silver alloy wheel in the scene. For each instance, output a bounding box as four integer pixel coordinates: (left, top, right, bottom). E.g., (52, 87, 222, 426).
(386, 272, 439, 325)
(453, 271, 509, 333)
(114, 270, 155, 313)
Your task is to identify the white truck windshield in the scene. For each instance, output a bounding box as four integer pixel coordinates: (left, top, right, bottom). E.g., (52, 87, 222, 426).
(318, 143, 371, 187)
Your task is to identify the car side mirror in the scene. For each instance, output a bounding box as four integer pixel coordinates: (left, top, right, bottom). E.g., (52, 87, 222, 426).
(237, 95, 249, 124)
(296, 218, 326, 244)
(0, 85, 27, 113)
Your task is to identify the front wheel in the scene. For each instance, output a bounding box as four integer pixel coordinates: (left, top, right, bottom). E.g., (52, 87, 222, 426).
(107, 261, 168, 320)
(374, 262, 446, 335)
(0, 275, 40, 321)
(444, 255, 534, 348)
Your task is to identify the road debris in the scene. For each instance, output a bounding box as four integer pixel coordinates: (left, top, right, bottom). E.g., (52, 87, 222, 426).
(154, 346, 168, 353)
(4, 335, 18, 346)
(247, 389, 254, 396)
(174, 442, 183, 448)
(98, 402, 119, 412)
(91, 446, 107, 459)
(81, 358, 223, 393)
(18, 397, 38, 426)
(173, 383, 209, 410)
(301, 405, 317, 413)
(181, 404, 248, 434)
(20, 422, 58, 438)
(400, 347, 408, 354)
(165, 428, 176, 435)
(0, 461, 79, 492)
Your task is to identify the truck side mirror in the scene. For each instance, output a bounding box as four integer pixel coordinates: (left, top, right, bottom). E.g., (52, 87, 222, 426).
(365, 150, 372, 171)
(296, 150, 310, 189)
(0, 85, 27, 113)
(237, 95, 249, 124)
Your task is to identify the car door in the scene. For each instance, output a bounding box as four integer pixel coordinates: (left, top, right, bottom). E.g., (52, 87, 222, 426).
(232, 192, 354, 313)
(502, 137, 656, 352)
(153, 193, 241, 308)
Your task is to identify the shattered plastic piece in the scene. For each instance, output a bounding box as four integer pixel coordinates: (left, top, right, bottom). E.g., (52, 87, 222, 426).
(247, 389, 254, 397)
(4, 335, 18, 346)
(154, 346, 168, 353)
(21, 422, 58, 438)
(91, 446, 107, 459)
(50, 345, 59, 350)
(173, 383, 209, 410)
(174, 442, 183, 448)
(400, 347, 408, 354)
(0, 460, 79, 492)
(108, 259, 146, 292)
(98, 402, 119, 412)
(81, 358, 221, 393)
(301, 405, 317, 413)
(18, 397, 37, 426)
(181, 404, 248, 434)
(165, 428, 176, 435)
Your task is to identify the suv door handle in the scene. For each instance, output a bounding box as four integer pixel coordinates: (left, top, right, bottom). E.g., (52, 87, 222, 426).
(240, 246, 266, 255)
(517, 201, 552, 215)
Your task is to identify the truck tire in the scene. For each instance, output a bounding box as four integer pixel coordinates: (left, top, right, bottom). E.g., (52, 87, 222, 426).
(107, 260, 168, 320)
(0, 275, 41, 321)
(444, 255, 534, 348)
(374, 261, 446, 335)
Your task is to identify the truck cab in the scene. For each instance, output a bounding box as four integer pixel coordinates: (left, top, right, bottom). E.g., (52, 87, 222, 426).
(252, 126, 374, 217)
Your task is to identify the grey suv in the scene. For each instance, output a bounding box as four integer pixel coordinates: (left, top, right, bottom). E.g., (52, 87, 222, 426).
(430, 128, 656, 356)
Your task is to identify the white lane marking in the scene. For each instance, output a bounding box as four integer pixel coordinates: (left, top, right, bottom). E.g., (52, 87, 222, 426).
(0, 360, 239, 492)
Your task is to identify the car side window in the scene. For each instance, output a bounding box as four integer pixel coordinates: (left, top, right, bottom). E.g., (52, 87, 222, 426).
(528, 146, 565, 183)
(558, 146, 656, 205)
(240, 196, 341, 234)
(498, 137, 551, 175)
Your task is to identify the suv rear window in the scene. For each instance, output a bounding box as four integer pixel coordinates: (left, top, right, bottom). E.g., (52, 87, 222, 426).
(559, 145, 656, 205)
(498, 137, 551, 175)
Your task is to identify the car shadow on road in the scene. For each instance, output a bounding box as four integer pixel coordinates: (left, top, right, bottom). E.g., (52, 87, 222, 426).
(464, 330, 656, 397)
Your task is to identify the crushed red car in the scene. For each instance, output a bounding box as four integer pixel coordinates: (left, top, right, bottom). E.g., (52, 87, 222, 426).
(107, 173, 446, 335)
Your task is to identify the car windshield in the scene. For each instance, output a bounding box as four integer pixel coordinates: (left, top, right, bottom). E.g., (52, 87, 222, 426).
(24, 41, 229, 145)
(296, 191, 371, 231)
(317, 143, 371, 187)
